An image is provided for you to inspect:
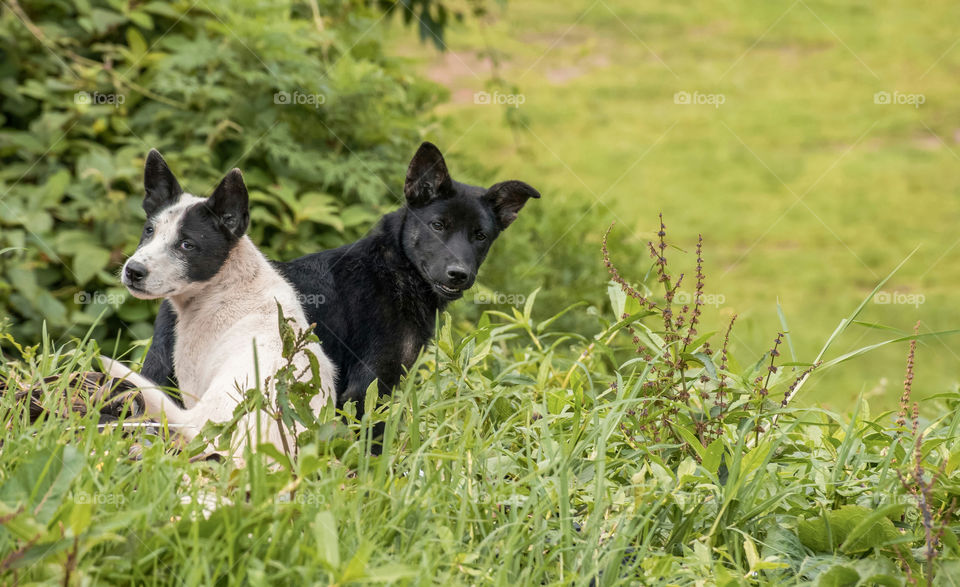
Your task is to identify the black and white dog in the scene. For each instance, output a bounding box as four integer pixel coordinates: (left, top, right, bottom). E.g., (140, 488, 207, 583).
(102, 151, 337, 455)
(141, 142, 539, 415)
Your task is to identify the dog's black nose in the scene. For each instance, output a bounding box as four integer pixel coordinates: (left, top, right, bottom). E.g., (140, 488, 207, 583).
(124, 261, 148, 283)
(446, 267, 469, 285)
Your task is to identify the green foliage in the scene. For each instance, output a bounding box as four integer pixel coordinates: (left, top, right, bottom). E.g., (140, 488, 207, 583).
(0, 0, 448, 350)
(377, 0, 497, 49)
(2, 225, 958, 584)
(797, 505, 902, 555)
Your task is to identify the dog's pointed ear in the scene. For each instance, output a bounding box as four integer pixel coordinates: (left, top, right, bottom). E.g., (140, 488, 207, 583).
(483, 180, 541, 229)
(404, 142, 453, 208)
(143, 149, 183, 216)
(207, 168, 250, 238)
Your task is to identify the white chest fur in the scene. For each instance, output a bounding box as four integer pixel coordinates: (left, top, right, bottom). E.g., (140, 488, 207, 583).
(170, 238, 335, 409)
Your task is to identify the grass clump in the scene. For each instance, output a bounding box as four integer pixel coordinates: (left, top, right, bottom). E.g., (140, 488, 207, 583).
(1, 217, 959, 585)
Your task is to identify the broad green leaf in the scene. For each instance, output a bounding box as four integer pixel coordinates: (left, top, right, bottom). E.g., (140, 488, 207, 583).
(817, 564, 859, 587)
(39, 169, 71, 208)
(72, 244, 111, 284)
(838, 503, 905, 553)
(798, 505, 900, 554)
(607, 281, 627, 320)
(313, 511, 340, 569)
(0, 445, 84, 526)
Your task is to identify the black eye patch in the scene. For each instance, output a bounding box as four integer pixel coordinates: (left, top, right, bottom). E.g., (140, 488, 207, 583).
(175, 203, 242, 282)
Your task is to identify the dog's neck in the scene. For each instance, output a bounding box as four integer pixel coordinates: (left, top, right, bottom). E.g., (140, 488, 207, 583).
(168, 237, 267, 319)
(382, 210, 448, 313)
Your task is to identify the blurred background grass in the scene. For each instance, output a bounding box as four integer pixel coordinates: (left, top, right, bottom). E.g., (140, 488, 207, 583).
(384, 0, 960, 410)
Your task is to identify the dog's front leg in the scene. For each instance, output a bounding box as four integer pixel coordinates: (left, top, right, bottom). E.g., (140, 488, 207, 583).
(99, 356, 195, 434)
(141, 300, 179, 388)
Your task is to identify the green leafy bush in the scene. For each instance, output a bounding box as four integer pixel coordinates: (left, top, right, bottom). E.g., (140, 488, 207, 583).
(0, 0, 449, 350)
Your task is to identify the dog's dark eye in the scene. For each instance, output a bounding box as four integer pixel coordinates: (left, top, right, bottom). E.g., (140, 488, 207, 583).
(430, 221, 444, 231)
(475, 231, 487, 241)
(179, 240, 195, 251)
(144, 226, 154, 237)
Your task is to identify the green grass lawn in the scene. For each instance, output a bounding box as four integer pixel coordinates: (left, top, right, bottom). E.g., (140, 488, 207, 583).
(385, 0, 960, 411)
(4, 284, 958, 584)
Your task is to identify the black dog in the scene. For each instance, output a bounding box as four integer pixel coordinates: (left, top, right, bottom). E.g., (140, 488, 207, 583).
(141, 142, 539, 413)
